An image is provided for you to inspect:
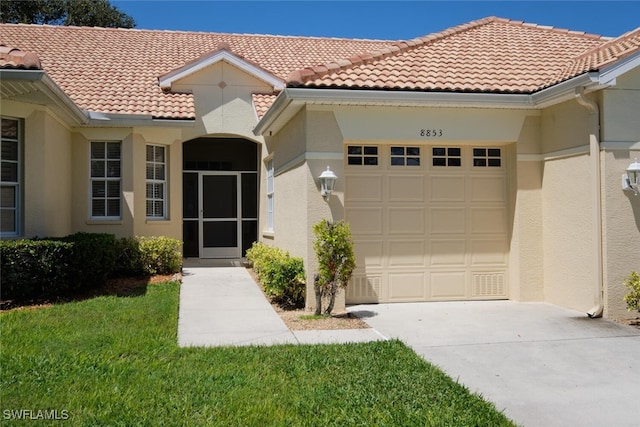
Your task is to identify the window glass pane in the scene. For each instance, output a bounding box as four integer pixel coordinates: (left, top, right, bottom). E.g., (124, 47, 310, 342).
(1, 186, 16, 208)
(363, 146, 378, 155)
(146, 164, 154, 180)
(0, 209, 15, 233)
(107, 142, 120, 159)
(154, 146, 165, 162)
(91, 142, 105, 159)
(107, 199, 120, 217)
(155, 164, 165, 180)
(407, 147, 420, 156)
(488, 158, 502, 167)
(448, 158, 461, 167)
(107, 160, 120, 178)
(1, 119, 17, 139)
(473, 148, 486, 157)
(347, 146, 362, 155)
(488, 148, 501, 157)
(391, 157, 404, 166)
(1, 141, 18, 161)
(407, 157, 420, 166)
(107, 181, 120, 197)
(146, 145, 154, 162)
(433, 147, 446, 156)
(1, 162, 18, 182)
(433, 157, 446, 167)
(364, 157, 378, 166)
(448, 147, 461, 156)
(92, 181, 105, 197)
(348, 157, 362, 165)
(474, 158, 487, 167)
(91, 160, 105, 178)
(391, 146, 404, 155)
(92, 199, 105, 216)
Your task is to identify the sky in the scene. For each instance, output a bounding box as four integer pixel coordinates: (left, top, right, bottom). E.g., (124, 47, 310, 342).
(111, 1, 640, 40)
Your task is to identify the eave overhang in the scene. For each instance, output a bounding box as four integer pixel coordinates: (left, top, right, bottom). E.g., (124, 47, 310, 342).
(253, 70, 620, 137)
(0, 69, 88, 126)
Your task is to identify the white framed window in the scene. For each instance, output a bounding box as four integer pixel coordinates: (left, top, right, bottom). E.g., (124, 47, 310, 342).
(90, 141, 121, 219)
(146, 145, 167, 219)
(1, 117, 21, 236)
(391, 146, 420, 166)
(266, 159, 274, 231)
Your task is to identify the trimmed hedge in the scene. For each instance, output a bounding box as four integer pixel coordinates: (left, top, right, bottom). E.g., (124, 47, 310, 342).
(0, 239, 74, 301)
(1, 233, 182, 303)
(245, 242, 305, 308)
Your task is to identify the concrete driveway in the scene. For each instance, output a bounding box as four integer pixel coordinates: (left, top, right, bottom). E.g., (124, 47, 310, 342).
(348, 301, 640, 427)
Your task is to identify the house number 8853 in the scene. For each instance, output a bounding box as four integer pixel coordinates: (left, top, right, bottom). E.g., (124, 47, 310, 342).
(420, 129, 444, 137)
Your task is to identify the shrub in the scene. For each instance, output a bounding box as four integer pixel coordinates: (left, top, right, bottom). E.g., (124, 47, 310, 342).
(61, 232, 117, 289)
(623, 271, 640, 312)
(313, 219, 355, 315)
(1, 233, 182, 303)
(0, 239, 74, 301)
(246, 242, 305, 308)
(137, 236, 182, 275)
(114, 236, 144, 277)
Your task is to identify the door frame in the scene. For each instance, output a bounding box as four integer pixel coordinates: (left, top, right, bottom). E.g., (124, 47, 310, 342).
(199, 171, 242, 258)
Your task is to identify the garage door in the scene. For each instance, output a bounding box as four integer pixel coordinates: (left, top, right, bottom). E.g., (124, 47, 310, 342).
(345, 144, 509, 303)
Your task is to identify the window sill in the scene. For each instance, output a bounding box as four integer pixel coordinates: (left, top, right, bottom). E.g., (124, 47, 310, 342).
(86, 219, 123, 225)
(145, 219, 171, 225)
(262, 230, 274, 239)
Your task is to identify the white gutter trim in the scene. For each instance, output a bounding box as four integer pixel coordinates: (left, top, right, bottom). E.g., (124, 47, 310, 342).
(598, 51, 640, 85)
(253, 72, 608, 136)
(86, 111, 195, 127)
(1, 69, 89, 125)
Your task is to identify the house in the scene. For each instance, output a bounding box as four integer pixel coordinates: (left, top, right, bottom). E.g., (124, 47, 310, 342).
(1, 17, 639, 319)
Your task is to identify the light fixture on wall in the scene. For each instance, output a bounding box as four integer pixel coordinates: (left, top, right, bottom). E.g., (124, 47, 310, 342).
(318, 166, 337, 201)
(623, 158, 640, 196)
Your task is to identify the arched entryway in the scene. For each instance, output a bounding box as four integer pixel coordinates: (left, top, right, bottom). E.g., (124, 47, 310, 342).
(182, 137, 258, 258)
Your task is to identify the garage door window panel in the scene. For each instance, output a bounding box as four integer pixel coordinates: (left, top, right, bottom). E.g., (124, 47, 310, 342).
(473, 148, 502, 167)
(391, 146, 420, 166)
(347, 145, 378, 166)
(433, 147, 461, 167)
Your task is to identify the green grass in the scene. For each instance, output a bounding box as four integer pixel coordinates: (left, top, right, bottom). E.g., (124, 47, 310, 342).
(1, 282, 515, 426)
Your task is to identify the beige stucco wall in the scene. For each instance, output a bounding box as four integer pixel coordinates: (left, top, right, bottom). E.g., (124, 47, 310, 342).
(260, 108, 343, 311)
(539, 98, 598, 313)
(0, 101, 73, 238)
(600, 67, 640, 319)
(173, 61, 269, 144)
(25, 108, 73, 237)
(601, 150, 640, 319)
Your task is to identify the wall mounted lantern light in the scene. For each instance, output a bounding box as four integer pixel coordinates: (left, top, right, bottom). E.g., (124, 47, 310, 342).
(623, 157, 640, 196)
(318, 166, 337, 201)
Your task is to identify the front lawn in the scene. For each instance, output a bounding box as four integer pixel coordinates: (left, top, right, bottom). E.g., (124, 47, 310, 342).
(1, 281, 515, 426)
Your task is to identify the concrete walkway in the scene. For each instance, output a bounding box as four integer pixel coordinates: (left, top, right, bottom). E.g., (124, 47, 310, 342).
(348, 301, 640, 427)
(177, 265, 385, 347)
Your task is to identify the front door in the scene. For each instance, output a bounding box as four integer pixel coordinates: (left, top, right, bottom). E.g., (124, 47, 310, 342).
(200, 173, 241, 258)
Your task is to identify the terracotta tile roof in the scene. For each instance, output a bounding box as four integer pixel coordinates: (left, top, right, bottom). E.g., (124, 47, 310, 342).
(555, 26, 640, 83)
(1, 18, 637, 120)
(0, 45, 41, 69)
(0, 24, 392, 119)
(252, 93, 278, 120)
(287, 17, 615, 93)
